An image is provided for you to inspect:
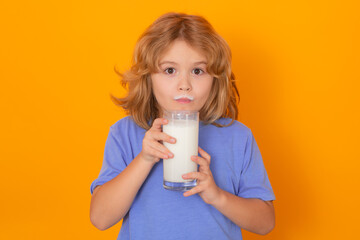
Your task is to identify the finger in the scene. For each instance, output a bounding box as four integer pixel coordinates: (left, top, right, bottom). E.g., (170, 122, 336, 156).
(198, 146, 211, 164)
(151, 131, 176, 144)
(151, 118, 168, 131)
(183, 186, 203, 197)
(191, 156, 210, 171)
(149, 141, 174, 158)
(182, 171, 207, 181)
(148, 144, 173, 159)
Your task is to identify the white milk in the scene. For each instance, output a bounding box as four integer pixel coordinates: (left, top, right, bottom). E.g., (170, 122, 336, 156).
(163, 119, 198, 182)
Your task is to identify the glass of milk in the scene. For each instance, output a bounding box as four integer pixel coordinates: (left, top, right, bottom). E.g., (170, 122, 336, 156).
(162, 110, 199, 191)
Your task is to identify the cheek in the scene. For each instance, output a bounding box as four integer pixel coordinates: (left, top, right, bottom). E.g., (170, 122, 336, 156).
(198, 79, 213, 98)
(152, 80, 172, 103)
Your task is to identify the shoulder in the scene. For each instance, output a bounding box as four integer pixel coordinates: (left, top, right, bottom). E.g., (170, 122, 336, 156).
(110, 116, 136, 129)
(109, 116, 145, 136)
(212, 118, 253, 137)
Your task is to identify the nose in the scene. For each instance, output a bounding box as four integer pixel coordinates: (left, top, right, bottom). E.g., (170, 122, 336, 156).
(178, 75, 192, 92)
(179, 86, 191, 91)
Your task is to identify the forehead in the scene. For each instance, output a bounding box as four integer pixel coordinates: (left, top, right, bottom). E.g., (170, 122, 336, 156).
(158, 39, 208, 63)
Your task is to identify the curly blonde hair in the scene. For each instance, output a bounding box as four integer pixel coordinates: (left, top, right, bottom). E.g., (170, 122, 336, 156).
(111, 12, 240, 130)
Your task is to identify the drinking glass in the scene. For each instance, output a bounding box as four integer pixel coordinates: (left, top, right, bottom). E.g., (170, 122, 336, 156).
(162, 110, 199, 191)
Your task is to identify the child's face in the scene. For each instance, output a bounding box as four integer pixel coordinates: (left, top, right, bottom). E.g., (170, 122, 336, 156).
(151, 39, 213, 115)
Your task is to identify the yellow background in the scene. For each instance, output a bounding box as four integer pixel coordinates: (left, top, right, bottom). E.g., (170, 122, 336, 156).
(1, 0, 359, 239)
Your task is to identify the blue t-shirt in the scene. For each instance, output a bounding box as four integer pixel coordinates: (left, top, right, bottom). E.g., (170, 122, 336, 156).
(90, 116, 275, 240)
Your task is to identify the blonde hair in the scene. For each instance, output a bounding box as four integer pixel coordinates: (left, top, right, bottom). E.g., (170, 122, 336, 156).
(111, 12, 240, 130)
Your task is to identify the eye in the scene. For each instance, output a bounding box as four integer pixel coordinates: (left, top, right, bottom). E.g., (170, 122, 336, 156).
(192, 68, 204, 75)
(164, 68, 176, 75)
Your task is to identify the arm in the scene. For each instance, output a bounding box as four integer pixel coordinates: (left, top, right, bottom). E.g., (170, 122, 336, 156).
(90, 154, 156, 230)
(212, 190, 275, 235)
(182, 147, 275, 235)
(90, 118, 175, 230)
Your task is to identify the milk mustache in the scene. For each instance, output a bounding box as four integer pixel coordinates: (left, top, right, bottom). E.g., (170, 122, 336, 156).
(162, 111, 199, 191)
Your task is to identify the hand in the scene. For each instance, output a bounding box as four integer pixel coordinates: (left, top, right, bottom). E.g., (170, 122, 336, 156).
(182, 147, 222, 205)
(139, 118, 176, 165)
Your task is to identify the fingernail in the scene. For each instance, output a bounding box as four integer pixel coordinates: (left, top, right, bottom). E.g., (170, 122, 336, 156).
(168, 153, 173, 158)
(170, 138, 175, 143)
(182, 174, 187, 178)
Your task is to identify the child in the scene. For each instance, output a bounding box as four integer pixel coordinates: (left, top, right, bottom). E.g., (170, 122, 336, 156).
(90, 12, 275, 239)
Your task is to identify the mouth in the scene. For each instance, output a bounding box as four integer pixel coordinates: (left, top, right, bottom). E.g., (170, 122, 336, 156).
(176, 98, 192, 103)
(174, 95, 194, 104)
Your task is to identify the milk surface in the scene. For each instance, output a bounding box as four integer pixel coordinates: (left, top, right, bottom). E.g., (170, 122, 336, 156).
(163, 119, 198, 182)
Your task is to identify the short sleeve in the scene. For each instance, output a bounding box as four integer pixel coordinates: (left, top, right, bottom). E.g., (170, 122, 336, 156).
(90, 126, 128, 194)
(237, 131, 275, 201)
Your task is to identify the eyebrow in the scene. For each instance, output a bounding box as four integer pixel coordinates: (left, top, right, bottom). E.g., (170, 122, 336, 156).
(159, 61, 207, 66)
